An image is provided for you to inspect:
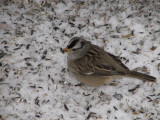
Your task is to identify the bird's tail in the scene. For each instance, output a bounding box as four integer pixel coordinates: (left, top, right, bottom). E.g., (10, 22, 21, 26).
(127, 71, 156, 82)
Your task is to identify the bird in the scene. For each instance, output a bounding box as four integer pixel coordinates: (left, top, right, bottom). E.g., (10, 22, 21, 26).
(63, 37, 156, 86)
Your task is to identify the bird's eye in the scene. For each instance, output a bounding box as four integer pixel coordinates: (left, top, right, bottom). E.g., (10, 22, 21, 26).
(72, 49, 77, 51)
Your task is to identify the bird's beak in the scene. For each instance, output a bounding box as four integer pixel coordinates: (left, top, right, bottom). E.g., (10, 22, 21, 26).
(63, 48, 71, 52)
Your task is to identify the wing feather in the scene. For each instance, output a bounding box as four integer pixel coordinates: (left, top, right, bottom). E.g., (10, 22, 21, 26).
(74, 45, 127, 76)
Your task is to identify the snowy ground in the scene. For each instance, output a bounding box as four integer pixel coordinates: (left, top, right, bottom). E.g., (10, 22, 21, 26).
(0, 0, 160, 120)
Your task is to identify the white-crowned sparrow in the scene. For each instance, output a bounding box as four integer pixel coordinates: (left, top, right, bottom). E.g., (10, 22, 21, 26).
(64, 37, 156, 86)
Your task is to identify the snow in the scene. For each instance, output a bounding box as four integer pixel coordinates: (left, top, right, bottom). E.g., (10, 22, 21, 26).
(0, 0, 160, 120)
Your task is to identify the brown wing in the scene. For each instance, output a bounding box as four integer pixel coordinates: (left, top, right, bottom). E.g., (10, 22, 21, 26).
(107, 53, 129, 70)
(75, 46, 126, 76)
(76, 59, 125, 76)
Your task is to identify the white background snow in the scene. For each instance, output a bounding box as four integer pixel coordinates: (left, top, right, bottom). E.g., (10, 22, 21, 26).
(0, 0, 160, 120)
